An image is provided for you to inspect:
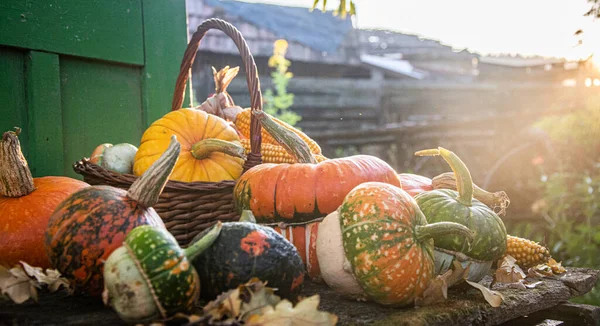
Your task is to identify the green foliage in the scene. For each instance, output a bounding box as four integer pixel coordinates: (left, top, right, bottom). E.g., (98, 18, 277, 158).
(310, 0, 356, 18)
(263, 40, 300, 126)
(530, 95, 600, 305)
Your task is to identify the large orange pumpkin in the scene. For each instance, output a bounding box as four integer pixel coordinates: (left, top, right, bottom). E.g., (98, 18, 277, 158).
(234, 155, 401, 224)
(0, 129, 89, 268)
(133, 108, 245, 182)
(233, 110, 401, 224)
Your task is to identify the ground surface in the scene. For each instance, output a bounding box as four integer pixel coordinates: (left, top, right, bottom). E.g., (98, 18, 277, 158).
(0, 268, 598, 325)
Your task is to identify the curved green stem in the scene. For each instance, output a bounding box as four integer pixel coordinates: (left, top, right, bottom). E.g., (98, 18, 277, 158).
(239, 210, 257, 223)
(415, 147, 474, 206)
(252, 109, 316, 164)
(184, 222, 222, 261)
(191, 138, 246, 160)
(432, 172, 511, 215)
(414, 221, 474, 244)
(128, 136, 180, 208)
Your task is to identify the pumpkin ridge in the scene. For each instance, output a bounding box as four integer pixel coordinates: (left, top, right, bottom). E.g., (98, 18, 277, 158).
(149, 121, 193, 148)
(124, 240, 168, 319)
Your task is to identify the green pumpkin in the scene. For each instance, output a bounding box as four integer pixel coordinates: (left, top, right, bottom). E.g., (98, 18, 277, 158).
(414, 147, 507, 263)
(102, 223, 222, 323)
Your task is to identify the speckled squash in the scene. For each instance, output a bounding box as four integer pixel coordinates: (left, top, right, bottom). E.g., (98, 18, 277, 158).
(103, 223, 222, 323)
(192, 212, 306, 301)
(272, 221, 321, 280)
(414, 147, 507, 280)
(336, 182, 473, 306)
(45, 137, 181, 296)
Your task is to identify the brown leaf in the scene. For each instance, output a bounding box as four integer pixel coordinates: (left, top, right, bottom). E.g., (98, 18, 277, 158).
(0, 265, 38, 304)
(203, 287, 243, 322)
(527, 264, 554, 278)
(466, 280, 504, 307)
(239, 282, 280, 320)
(244, 295, 337, 326)
(494, 255, 526, 284)
(203, 278, 281, 323)
(20, 261, 71, 293)
(414, 269, 451, 307)
(446, 260, 471, 288)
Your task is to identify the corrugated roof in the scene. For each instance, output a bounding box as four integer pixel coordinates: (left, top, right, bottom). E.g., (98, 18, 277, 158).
(204, 0, 353, 54)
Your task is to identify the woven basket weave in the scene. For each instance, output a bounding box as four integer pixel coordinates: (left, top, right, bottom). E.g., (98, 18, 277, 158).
(74, 18, 264, 246)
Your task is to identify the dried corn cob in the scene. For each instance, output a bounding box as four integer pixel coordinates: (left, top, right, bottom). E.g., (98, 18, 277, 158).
(235, 108, 322, 155)
(505, 235, 551, 268)
(240, 139, 327, 164)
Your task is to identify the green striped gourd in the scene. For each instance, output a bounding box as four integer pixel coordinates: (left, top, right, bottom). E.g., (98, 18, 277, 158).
(102, 221, 222, 323)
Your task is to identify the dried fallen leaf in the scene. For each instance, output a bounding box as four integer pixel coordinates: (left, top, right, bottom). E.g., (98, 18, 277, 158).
(0, 265, 38, 304)
(494, 255, 526, 285)
(414, 269, 451, 307)
(239, 281, 280, 319)
(203, 286, 243, 322)
(203, 278, 283, 323)
(466, 280, 504, 307)
(527, 264, 554, 278)
(20, 261, 71, 293)
(446, 260, 471, 288)
(244, 295, 337, 326)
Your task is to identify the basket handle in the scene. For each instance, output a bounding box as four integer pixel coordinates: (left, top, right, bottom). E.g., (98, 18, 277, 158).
(172, 18, 262, 170)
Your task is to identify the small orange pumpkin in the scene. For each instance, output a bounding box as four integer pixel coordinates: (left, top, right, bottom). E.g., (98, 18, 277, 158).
(0, 128, 89, 268)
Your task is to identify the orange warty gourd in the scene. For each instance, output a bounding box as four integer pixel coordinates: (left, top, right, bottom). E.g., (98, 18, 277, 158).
(0, 128, 89, 268)
(133, 108, 245, 182)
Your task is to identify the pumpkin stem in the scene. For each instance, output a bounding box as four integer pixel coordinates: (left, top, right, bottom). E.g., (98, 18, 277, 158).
(184, 222, 222, 261)
(128, 136, 180, 208)
(432, 172, 511, 215)
(415, 221, 474, 244)
(251, 109, 317, 164)
(415, 147, 474, 206)
(191, 139, 246, 160)
(0, 128, 35, 198)
(239, 210, 257, 223)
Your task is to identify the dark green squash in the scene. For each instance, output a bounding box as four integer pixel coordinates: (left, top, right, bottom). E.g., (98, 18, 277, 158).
(191, 211, 305, 301)
(414, 147, 507, 275)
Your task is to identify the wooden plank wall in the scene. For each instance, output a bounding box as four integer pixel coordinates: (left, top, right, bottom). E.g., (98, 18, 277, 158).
(0, 0, 189, 178)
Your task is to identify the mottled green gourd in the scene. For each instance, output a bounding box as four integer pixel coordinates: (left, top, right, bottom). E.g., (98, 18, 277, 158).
(102, 222, 222, 323)
(414, 147, 507, 263)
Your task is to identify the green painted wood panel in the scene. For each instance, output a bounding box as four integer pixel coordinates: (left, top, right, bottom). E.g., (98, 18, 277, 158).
(0, 0, 144, 65)
(26, 51, 64, 177)
(0, 47, 28, 158)
(60, 57, 143, 178)
(141, 0, 191, 127)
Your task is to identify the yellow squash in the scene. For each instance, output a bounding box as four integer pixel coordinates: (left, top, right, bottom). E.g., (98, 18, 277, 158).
(133, 108, 245, 182)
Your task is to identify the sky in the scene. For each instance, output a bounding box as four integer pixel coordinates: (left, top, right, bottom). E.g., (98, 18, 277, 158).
(241, 0, 600, 62)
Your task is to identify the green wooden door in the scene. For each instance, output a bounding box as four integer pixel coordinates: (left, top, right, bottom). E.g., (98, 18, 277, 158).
(0, 0, 190, 178)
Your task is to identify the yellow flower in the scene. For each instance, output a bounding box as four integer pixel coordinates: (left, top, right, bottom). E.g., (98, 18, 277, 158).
(273, 39, 288, 55)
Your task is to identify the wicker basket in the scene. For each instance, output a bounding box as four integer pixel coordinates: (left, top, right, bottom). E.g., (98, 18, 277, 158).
(73, 18, 264, 246)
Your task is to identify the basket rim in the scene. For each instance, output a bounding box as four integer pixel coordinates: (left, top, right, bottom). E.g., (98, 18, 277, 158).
(73, 158, 236, 191)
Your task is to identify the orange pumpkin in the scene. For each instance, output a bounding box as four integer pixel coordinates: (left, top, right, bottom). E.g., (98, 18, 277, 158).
(0, 129, 88, 268)
(133, 108, 245, 182)
(233, 110, 401, 224)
